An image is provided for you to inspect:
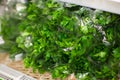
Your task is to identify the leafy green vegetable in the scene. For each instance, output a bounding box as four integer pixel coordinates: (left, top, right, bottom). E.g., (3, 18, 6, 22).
(1, 0, 120, 80)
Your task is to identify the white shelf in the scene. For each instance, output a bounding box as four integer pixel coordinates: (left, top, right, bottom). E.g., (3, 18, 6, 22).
(0, 64, 36, 80)
(110, 0, 120, 3)
(59, 0, 120, 15)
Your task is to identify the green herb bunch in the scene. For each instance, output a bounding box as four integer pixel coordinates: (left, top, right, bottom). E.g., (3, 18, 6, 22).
(1, 0, 120, 80)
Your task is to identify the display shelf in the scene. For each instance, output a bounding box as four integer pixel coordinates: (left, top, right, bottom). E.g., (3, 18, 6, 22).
(59, 0, 120, 14)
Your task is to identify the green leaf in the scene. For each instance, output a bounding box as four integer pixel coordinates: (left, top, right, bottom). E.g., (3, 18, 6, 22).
(94, 51, 106, 58)
(80, 26, 88, 34)
(113, 47, 120, 59)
